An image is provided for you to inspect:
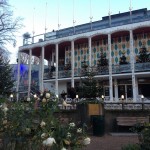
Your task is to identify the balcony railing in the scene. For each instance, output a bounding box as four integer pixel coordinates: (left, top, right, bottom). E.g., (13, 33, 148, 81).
(135, 62, 150, 72)
(112, 64, 131, 74)
(22, 14, 150, 46)
(43, 62, 150, 79)
(104, 102, 150, 110)
(57, 97, 150, 110)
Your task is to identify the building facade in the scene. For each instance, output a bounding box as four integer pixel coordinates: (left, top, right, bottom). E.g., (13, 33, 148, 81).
(18, 8, 150, 102)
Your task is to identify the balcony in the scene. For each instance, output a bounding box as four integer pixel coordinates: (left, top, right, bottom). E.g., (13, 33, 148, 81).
(135, 62, 150, 72)
(22, 11, 150, 46)
(43, 62, 150, 80)
(112, 64, 131, 74)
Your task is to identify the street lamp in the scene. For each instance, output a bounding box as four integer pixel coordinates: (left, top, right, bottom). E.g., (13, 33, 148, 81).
(141, 95, 144, 101)
(121, 95, 124, 110)
(76, 95, 79, 102)
(10, 94, 13, 101)
(141, 95, 144, 110)
(121, 95, 124, 100)
(101, 95, 104, 101)
(34, 94, 37, 99)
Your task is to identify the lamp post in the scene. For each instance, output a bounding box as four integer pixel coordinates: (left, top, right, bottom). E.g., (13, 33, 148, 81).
(141, 95, 144, 110)
(76, 94, 79, 102)
(34, 94, 37, 99)
(101, 95, 104, 101)
(10, 94, 13, 101)
(121, 95, 124, 110)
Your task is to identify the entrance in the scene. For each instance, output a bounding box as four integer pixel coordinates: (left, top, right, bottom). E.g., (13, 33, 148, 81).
(118, 84, 133, 100)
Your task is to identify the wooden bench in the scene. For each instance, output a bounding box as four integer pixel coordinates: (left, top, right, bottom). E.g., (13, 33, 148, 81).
(116, 116, 149, 127)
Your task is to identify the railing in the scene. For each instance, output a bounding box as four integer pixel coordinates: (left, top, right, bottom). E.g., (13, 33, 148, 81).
(135, 62, 150, 72)
(112, 64, 131, 74)
(57, 97, 150, 110)
(22, 14, 150, 46)
(97, 66, 109, 75)
(104, 102, 150, 110)
(58, 70, 71, 78)
(43, 62, 150, 80)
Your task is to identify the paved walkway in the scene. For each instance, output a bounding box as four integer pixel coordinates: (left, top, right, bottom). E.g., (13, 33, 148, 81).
(85, 134, 139, 150)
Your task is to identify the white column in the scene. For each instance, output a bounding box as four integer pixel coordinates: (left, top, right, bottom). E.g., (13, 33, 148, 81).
(27, 49, 32, 98)
(135, 77, 139, 96)
(108, 34, 113, 101)
(88, 37, 92, 67)
(130, 30, 136, 102)
(41, 46, 45, 92)
(52, 50, 55, 65)
(16, 51, 21, 102)
(114, 79, 118, 101)
(71, 40, 75, 88)
(39, 56, 42, 92)
(55, 43, 58, 96)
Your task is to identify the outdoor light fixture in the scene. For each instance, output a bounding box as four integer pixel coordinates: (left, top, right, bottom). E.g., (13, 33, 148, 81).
(141, 95, 144, 99)
(101, 95, 104, 100)
(141, 95, 144, 103)
(56, 94, 58, 98)
(54, 62, 56, 67)
(76, 95, 79, 102)
(34, 94, 37, 98)
(141, 95, 144, 110)
(76, 95, 79, 99)
(10, 94, 13, 101)
(121, 95, 124, 100)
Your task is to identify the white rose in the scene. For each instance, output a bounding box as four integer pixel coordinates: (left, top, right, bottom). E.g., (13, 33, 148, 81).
(46, 93, 50, 98)
(27, 97, 30, 101)
(25, 128, 31, 134)
(83, 137, 91, 145)
(45, 137, 56, 147)
(61, 147, 67, 150)
(42, 98, 47, 103)
(52, 99, 57, 102)
(69, 122, 75, 127)
(41, 133, 46, 139)
(77, 128, 82, 133)
(40, 121, 46, 127)
(3, 107, 8, 112)
(67, 132, 71, 137)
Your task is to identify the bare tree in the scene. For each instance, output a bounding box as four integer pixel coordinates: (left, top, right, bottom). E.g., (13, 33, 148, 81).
(20, 53, 29, 64)
(0, 0, 23, 47)
(33, 56, 39, 65)
(19, 53, 39, 65)
(0, 47, 10, 63)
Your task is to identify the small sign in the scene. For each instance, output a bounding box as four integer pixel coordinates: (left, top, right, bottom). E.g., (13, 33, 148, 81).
(88, 104, 103, 115)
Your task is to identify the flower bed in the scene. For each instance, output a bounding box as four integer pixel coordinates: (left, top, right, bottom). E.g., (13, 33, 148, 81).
(0, 91, 90, 150)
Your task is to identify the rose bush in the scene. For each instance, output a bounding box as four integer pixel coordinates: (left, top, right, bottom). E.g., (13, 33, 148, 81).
(0, 91, 90, 150)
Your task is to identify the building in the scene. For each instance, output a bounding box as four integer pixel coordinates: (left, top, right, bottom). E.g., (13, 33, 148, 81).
(17, 8, 150, 103)
(11, 64, 41, 98)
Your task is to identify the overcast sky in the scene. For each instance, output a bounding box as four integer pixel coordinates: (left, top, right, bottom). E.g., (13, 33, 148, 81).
(8, 0, 150, 63)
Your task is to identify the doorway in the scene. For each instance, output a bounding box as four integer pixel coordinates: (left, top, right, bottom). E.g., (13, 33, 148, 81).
(118, 84, 133, 100)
